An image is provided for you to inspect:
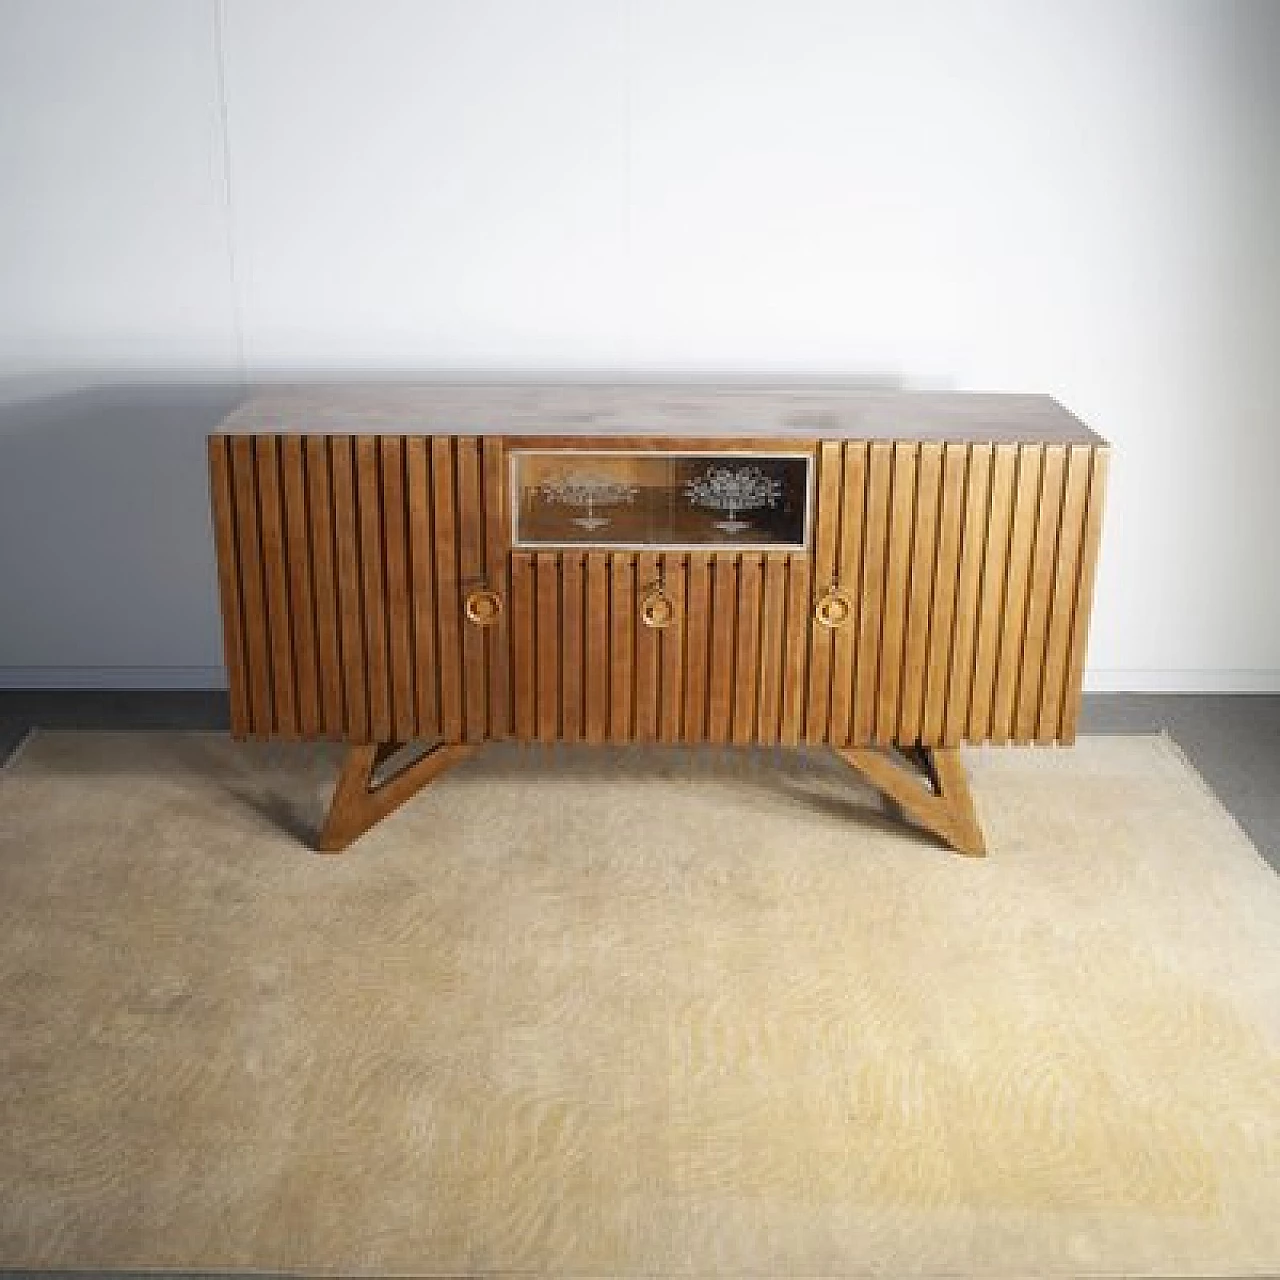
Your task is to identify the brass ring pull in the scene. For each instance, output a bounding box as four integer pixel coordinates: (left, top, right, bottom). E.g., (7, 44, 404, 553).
(814, 587, 854, 630)
(639, 584, 677, 630)
(464, 587, 503, 627)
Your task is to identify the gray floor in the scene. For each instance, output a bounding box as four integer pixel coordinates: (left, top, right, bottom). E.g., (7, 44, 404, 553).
(2, 691, 1279, 874)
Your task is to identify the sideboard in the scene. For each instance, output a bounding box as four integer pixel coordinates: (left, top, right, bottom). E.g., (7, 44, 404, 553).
(207, 385, 1108, 855)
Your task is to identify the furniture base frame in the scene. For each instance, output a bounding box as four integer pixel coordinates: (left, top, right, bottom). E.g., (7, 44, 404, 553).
(834, 746, 985, 857)
(316, 743, 985, 856)
(317, 741, 475, 853)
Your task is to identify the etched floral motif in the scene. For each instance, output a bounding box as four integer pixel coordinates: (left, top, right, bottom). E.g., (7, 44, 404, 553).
(684, 464, 782, 533)
(538, 473, 638, 531)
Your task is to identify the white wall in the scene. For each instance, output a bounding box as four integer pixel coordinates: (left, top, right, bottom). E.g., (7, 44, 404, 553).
(1, 0, 1278, 689)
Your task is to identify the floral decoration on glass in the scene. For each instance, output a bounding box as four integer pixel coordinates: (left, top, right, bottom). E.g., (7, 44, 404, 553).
(537, 472, 638, 531)
(684, 464, 782, 534)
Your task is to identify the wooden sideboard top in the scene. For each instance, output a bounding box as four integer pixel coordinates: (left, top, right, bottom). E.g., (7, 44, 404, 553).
(215, 383, 1105, 445)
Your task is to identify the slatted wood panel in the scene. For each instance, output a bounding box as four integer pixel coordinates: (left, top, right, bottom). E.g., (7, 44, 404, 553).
(208, 440, 250, 736)
(210, 433, 1107, 749)
(506, 549, 803, 745)
(828, 443, 867, 746)
(808, 440, 1107, 747)
(636, 551, 662, 742)
(536, 551, 560, 743)
(210, 434, 496, 742)
(303, 436, 343, 736)
(1058, 447, 1110, 744)
(559, 552, 584, 742)
(658, 554, 686, 741)
(899, 440, 944, 743)
(804, 442, 844, 744)
(458, 440, 489, 744)
(482, 438, 512, 739)
(920, 443, 967, 744)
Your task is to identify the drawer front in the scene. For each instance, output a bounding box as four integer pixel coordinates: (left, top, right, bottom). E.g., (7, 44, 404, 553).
(507, 549, 810, 745)
(807, 440, 1108, 748)
(209, 434, 508, 742)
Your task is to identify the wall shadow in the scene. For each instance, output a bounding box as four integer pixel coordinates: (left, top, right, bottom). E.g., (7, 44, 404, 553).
(0, 379, 247, 684)
(0, 369, 910, 687)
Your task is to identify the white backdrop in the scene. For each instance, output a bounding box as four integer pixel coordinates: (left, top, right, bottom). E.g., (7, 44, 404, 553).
(1, 0, 1278, 689)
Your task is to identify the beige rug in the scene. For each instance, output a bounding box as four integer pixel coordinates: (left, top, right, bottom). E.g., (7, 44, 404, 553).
(1, 732, 1279, 1277)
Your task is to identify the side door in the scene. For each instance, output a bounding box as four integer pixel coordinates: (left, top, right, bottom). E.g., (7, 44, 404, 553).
(808, 438, 1101, 749)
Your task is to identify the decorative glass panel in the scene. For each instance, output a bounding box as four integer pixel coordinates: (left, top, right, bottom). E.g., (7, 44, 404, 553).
(510, 451, 811, 549)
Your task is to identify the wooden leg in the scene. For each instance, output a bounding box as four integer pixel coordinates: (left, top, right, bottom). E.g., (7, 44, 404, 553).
(833, 745, 986, 857)
(317, 741, 475, 853)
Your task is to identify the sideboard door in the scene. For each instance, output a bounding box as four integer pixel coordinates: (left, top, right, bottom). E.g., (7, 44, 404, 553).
(208, 433, 510, 744)
(806, 439, 1107, 749)
(507, 548, 808, 746)
(425, 436, 511, 745)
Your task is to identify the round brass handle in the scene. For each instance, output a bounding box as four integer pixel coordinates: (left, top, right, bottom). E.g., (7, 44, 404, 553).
(814, 587, 854, 630)
(639, 585, 677, 630)
(464, 588, 503, 627)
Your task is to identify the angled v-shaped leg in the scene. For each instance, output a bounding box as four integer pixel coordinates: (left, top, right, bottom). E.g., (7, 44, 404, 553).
(833, 746, 986, 856)
(317, 741, 475, 853)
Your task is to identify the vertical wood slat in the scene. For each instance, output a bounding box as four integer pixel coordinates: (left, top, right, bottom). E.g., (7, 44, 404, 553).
(355, 437, 389, 741)
(659, 553, 686, 742)
(207, 438, 251, 736)
(560, 553, 583, 741)
(230, 437, 274, 735)
(852, 443, 892, 746)
(256, 436, 298, 737)
(584, 554, 610, 744)
(732, 554, 762, 743)
(779, 556, 810, 746)
(966, 444, 1017, 743)
(1059, 448, 1110, 743)
(990, 445, 1043, 743)
(875, 443, 918, 744)
(683, 555, 711, 743)
(707, 556, 737, 743)
(805, 442, 843, 742)
(536, 552, 560, 742)
(305, 436, 345, 737)
(757, 556, 787, 744)
(942, 445, 991, 747)
(920, 443, 967, 744)
(1037, 445, 1093, 743)
(829, 443, 867, 746)
(635, 551, 661, 742)
(482, 438, 510, 739)
(329, 437, 368, 741)
(609, 553, 634, 742)
(898, 440, 943, 743)
(431, 438, 463, 742)
(279, 437, 320, 737)
(379, 437, 414, 743)
(456, 438, 488, 743)
(510, 552, 536, 741)
(1015, 444, 1067, 743)
(407, 438, 439, 738)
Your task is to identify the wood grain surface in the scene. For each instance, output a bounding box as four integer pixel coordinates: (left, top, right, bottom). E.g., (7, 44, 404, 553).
(209, 434, 1107, 747)
(216, 384, 1104, 444)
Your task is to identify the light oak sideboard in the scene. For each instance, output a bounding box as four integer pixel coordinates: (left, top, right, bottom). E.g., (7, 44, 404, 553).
(207, 385, 1108, 855)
